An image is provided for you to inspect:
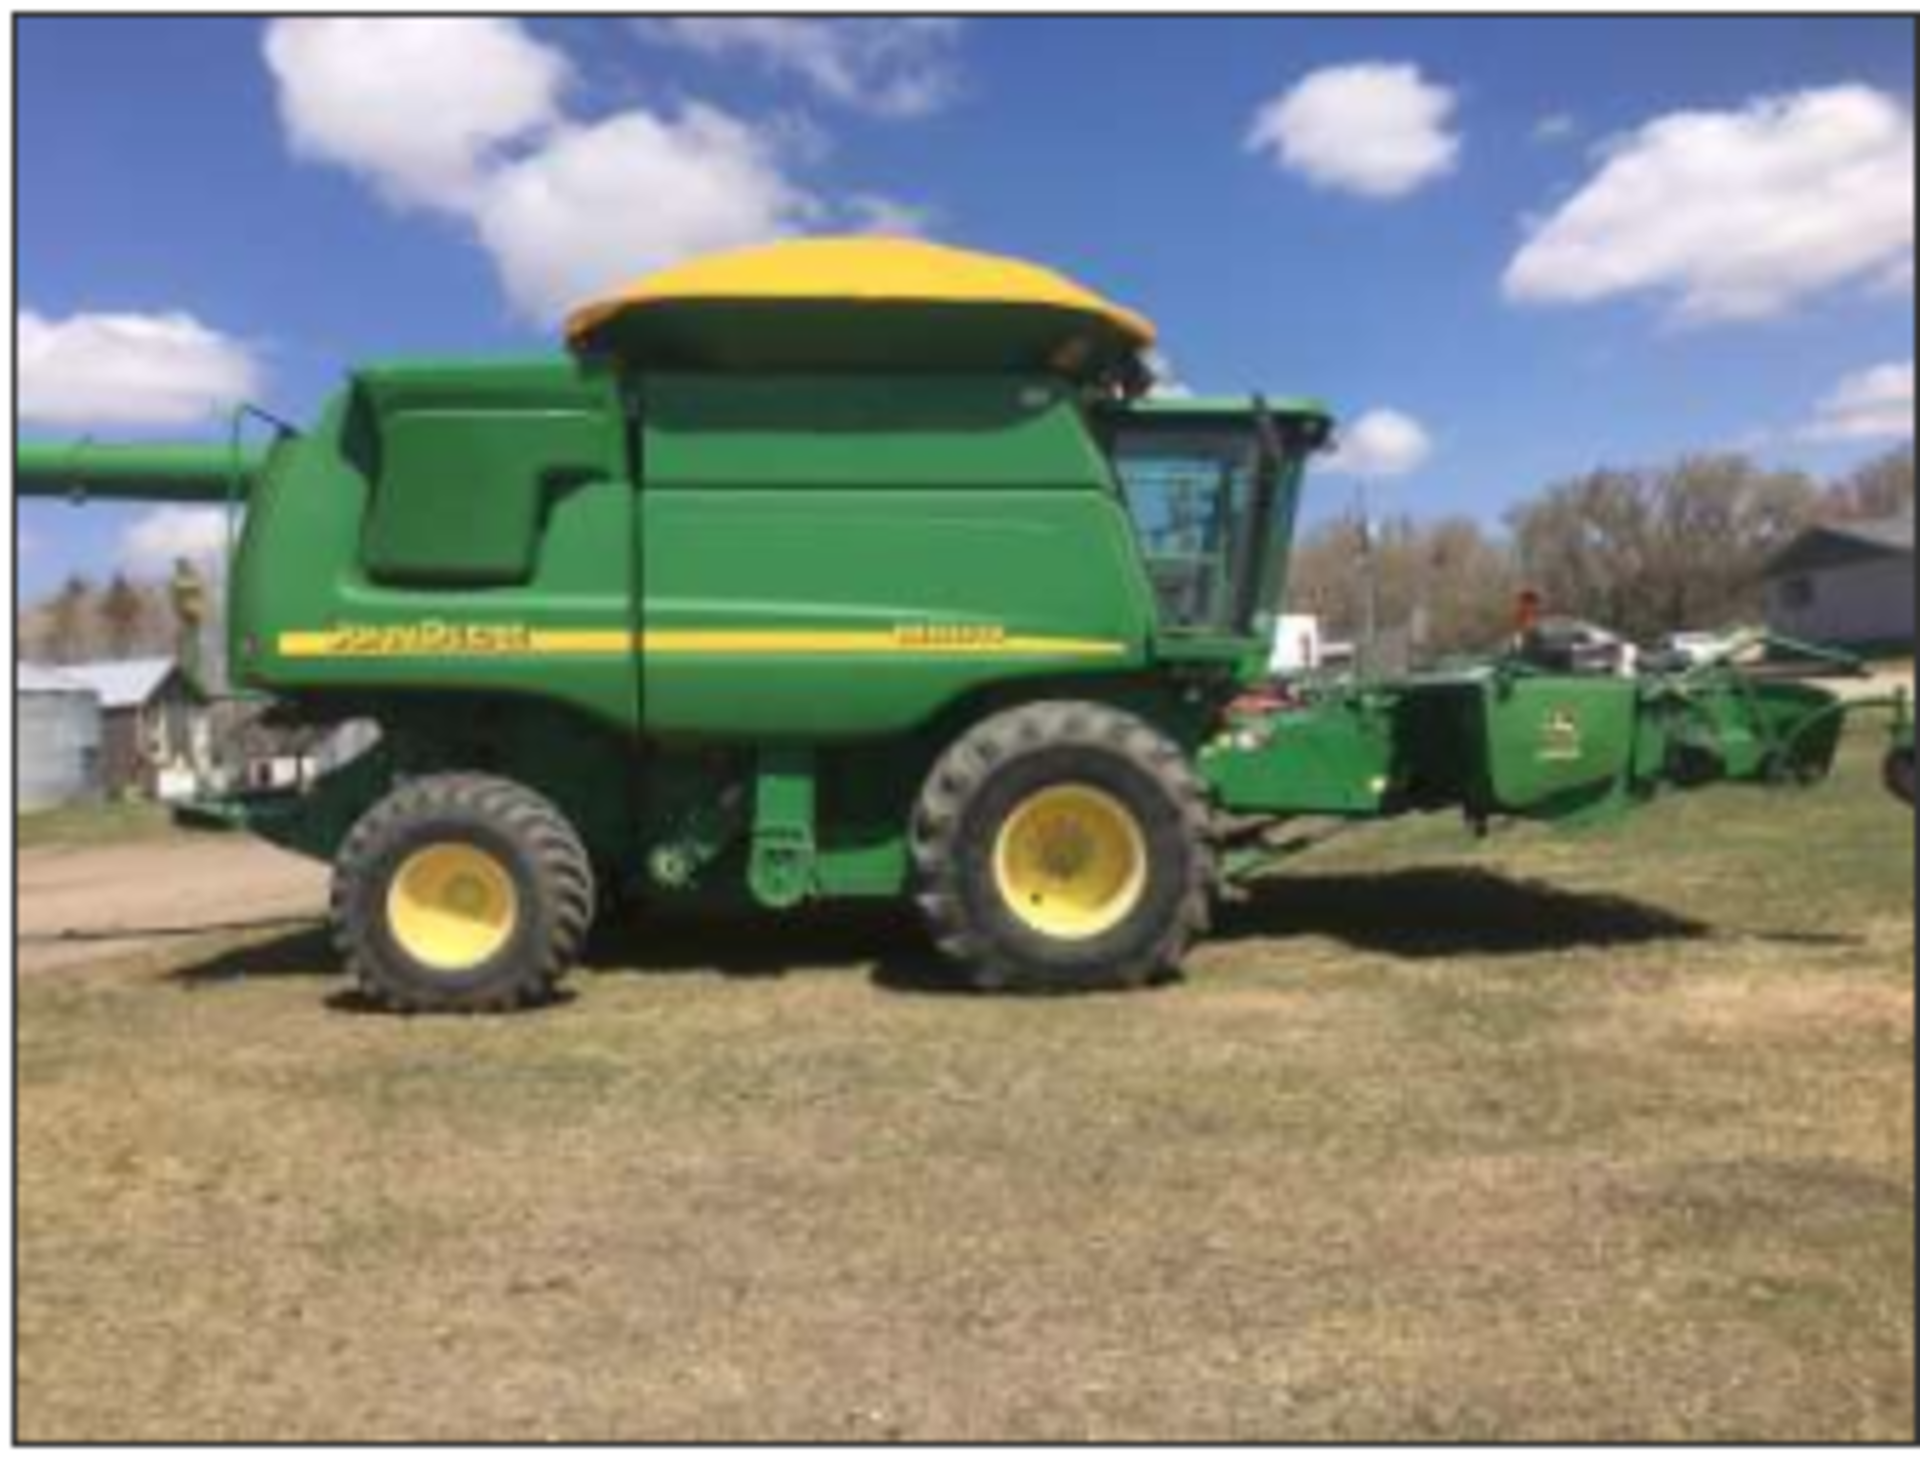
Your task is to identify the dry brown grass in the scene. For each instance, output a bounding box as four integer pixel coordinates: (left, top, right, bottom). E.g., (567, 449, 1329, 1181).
(15, 736, 1914, 1441)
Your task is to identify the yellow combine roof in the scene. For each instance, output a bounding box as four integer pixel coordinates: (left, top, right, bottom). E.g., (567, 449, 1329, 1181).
(564, 237, 1156, 380)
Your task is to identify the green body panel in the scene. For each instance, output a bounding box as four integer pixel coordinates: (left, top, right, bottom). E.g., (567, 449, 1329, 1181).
(747, 748, 818, 908)
(1206, 692, 1399, 816)
(639, 372, 1156, 740)
(1474, 673, 1641, 817)
(1204, 657, 1879, 840)
(642, 373, 1114, 488)
(229, 359, 641, 732)
(639, 499, 1152, 738)
(1202, 674, 1642, 824)
(357, 363, 619, 587)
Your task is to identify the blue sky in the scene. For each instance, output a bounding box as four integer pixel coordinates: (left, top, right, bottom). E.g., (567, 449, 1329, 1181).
(16, 16, 1916, 603)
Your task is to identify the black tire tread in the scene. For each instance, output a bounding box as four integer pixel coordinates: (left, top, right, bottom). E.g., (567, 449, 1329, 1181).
(910, 701, 1213, 992)
(330, 772, 595, 1014)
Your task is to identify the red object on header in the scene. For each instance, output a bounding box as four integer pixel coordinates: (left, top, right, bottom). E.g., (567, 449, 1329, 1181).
(1515, 588, 1545, 636)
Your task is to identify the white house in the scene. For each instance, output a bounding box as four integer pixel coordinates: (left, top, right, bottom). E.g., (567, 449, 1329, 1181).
(55, 657, 212, 796)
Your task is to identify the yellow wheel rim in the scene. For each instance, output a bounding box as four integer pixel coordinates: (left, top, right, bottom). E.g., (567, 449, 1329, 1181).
(385, 843, 519, 972)
(992, 784, 1149, 941)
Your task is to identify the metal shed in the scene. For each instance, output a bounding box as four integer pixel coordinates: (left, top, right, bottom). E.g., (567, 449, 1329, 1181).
(17, 664, 105, 812)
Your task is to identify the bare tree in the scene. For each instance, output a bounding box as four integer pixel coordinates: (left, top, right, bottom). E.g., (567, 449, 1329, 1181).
(1419, 517, 1522, 654)
(1290, 513, 1516, 661)
(1291, 445, 1891, 663)
(99, 574, 149, 659)
(42, 575, 98, 665)
(1648, 456, 1819, 634)
(1826, 442, 1915, 522)
(1508, 455, 1818, 643)
(22, 566, 223, 673)
(1506, 468, 1653, 637)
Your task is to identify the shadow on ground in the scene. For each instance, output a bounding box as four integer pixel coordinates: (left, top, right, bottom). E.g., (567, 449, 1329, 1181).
(170, 925, 342, 986)
(158, 866, 1726, 1001)
(1219, 866, 1714, 959)
(18, 917, 313, 950)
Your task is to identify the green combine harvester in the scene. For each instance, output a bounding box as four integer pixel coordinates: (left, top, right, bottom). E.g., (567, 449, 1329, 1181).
(18, 239, 1913, 1010)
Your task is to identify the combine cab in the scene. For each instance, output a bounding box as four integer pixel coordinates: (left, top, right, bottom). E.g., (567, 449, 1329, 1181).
(17, 238, 1912, 1009)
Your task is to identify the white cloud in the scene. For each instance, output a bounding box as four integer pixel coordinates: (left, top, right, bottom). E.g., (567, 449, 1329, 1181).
(264, 18, 569, 214)
(121, 507, 231, 574)
(475, 106, 818, 324)
(1504, 86, 1915, 324)
(19, 310, 262, 428)
(1324, 409, 1434, 479)
(1800, 361, 1915, 443)
(1246, 63, 1461, 200)
(261, 18, 910, 327)
(1143, 351, 1192, 399)
(638, 18, 963, 119)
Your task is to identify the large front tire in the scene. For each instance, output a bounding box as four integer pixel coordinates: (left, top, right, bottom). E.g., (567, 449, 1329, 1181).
(331, 774, 596, 1013)
(911, 702, 1213, 992)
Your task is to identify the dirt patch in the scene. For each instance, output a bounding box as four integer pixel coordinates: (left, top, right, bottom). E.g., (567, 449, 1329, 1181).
(16, 835, 325, 980)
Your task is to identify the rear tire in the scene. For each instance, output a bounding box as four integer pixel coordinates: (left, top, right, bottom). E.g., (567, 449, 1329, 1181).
(331, 774, 595, 1013)
(911, 702, 1212, 992)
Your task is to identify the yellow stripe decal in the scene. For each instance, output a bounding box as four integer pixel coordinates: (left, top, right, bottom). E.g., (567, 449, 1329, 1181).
(640, 630, 1127, 657)
(276, 626, 1128, 660)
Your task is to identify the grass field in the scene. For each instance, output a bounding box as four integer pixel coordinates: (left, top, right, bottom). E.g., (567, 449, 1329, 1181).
(15, 735, 1914, 1442)
(16, 798, 177, 850)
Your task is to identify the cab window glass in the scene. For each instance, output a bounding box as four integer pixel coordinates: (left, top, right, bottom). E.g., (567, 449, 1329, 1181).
(1110, 428, 1256, 631)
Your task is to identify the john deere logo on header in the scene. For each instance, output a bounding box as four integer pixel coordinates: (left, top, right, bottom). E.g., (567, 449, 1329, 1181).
(1541, 709, 1585, 763)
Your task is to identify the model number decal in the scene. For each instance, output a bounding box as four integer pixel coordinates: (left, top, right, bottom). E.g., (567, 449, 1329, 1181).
(892, 623, 1008, 648)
